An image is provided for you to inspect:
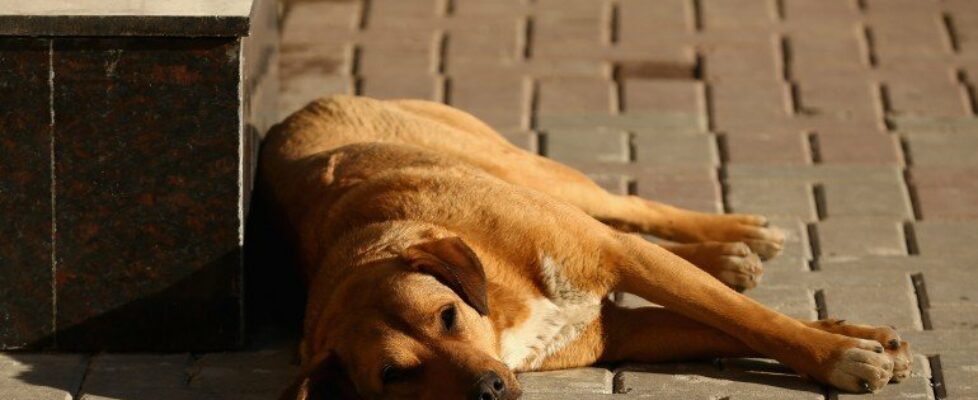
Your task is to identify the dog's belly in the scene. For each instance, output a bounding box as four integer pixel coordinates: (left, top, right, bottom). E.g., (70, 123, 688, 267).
(498, 256, 602, 371)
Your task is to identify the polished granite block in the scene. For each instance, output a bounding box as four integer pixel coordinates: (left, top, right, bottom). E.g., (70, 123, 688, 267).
(0, 38, 54, 349)
(0, 0, 252, 36)
(51, 38, 243, 351)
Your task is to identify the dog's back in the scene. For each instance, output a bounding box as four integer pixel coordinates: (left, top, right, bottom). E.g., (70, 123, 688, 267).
(262, 95, 514, 164)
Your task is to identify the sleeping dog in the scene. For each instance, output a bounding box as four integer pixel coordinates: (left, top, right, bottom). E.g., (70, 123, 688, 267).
(260, 96, 911, 399)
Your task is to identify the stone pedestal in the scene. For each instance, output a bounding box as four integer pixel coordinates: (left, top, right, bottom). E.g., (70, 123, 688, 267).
(0, 0, 278, 351)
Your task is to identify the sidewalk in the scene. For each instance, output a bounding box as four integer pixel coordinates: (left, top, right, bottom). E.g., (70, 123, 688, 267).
(3, 0, 976, 398)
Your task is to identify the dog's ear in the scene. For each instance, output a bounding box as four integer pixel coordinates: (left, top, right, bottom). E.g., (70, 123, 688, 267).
(402, 237, 490, 316)
(279, 352, 360, 400)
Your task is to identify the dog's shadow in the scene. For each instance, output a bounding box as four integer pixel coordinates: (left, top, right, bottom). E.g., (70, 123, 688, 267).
(613, 358, 828, 396)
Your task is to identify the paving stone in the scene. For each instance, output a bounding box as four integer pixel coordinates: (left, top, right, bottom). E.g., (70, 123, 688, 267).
(701, 0, 778, 31)
(620, 79, 704, 116)
(886, 76, 971, 118)
(632, 132, 718, 167)
(536, 78, 616, 115)
(797, 79, 882, 123)
(536, 113, 705, 133)
(518, 367, 613, 394)
(913, 220, 978, 257)
(822, 284, 922, 330)
(188, 349, 297, 398)
(817, 132, 903, 165)
(906, 132, 978, 166)
(544, 128, 629, 164)
(822, 180, 914, 219)
(726, 165, 904, 183)
(710, 80, 791, 127)
(890, 115, 978, 134)
(80, 354, 191, 398)
(725, 132, 811, 165)
(910, 165, 978, 219)
(359, 73, 443, 101)
(746, 286, 817, 320)
(634, 169, 722, 213)
(929, 303, 978, 330)
(449, 73, 530, 130)
(816, 218, 907, 259)
(726, 180, 818, 221)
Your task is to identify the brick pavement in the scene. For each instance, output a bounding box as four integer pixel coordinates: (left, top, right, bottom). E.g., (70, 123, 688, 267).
(5, 0, 978, 398)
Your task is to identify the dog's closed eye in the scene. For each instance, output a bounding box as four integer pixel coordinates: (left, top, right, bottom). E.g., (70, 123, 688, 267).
(440, 304, 457, 332)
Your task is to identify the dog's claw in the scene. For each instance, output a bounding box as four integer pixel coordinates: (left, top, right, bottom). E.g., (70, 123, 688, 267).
(888, 339, 900, 350)
(860, 380, 872, 393)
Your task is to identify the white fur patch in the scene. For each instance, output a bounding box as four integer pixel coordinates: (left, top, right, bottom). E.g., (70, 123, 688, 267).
(499, 256, 601, 370)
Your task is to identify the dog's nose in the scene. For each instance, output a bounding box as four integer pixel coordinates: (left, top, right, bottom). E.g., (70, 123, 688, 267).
(471, 371, 508, 400)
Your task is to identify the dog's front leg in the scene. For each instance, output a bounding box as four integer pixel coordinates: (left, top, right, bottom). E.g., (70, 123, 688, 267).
(606, 233, 896, 393)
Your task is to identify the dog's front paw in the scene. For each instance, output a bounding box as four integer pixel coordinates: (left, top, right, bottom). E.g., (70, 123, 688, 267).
(694, 214, 785, 260)
(824, 339, 895, 393)
(665, 242, 763, 291)
(700, 242, 763, 292)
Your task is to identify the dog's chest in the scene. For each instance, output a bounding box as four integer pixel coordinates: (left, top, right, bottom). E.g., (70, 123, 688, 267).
(498, 256, 601, 371)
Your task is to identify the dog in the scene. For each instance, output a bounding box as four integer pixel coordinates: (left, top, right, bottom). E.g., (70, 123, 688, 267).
(260, 96, 911, 399)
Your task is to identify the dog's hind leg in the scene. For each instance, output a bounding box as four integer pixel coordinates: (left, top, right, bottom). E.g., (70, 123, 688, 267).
(596, 233, 906, 393)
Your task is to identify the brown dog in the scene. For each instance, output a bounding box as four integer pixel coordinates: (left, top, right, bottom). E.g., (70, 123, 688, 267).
(260, 96, 911, 399)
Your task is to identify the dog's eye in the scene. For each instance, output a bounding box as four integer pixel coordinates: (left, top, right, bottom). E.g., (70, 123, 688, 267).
(381, 364, 403, 383)
(440, 304, 457, 332)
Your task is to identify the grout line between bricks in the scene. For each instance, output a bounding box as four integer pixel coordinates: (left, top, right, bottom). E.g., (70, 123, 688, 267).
(910, 273, 933, 330)
(521, 15, 534, 60)
(357, 0, 371, 30)
(861, 25, 878, 68)
(774, 0, 785, 20)
(812, 183, 827, 220)
(807, 132, 822, 164)
(941, 13, 959, 53)
(902, 222, 919, 255)
(606, 0, 619, 46)
(928, 355, 948, 400)
(691, 0, 704, 31)
(806, 222, 821, 271)
(956, 69, 978, 116)
(814, 289, 828, 319)
(72, 355, 93, 400)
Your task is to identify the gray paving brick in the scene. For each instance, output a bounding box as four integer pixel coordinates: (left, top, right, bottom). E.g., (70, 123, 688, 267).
(188, 350, 297, 399)
(544, 128, 629, 164)
(746, 286, 817, 320)
(822, 284, 922, 330)
(519, 367, 613, 394)
(726, 181, 818, 221)
(632, 132, 718, 167)
(822, 180, 913, 219)
(816, 218, 907, 259)
(913, 220, 978, 257)
(79, 354, 192, 399)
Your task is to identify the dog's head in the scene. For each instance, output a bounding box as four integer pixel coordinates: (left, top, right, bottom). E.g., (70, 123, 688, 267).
(282, 237, 521, 400)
